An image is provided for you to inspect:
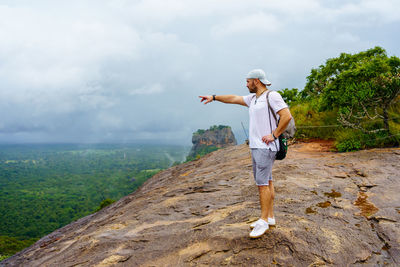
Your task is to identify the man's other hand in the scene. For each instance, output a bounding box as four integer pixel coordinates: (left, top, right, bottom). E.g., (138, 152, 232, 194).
(262, 134, 275, 144)
(199, 95, 213, 104)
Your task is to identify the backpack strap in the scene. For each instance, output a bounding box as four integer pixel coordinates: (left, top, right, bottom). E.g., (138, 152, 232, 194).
(266, 91, 278, 127)
(266, 91, 279, 150)
(250, 94, 256, 104)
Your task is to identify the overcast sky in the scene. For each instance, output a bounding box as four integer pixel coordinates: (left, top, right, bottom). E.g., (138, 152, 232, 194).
(0, 0, 399, 145)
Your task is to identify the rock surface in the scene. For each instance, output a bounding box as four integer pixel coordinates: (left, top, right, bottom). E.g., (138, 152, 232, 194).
(188, 126, 237, 159)
(1, 142, 400, 266)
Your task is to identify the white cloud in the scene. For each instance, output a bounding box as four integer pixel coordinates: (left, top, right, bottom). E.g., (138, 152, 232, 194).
(211, 13, 281, 38)
(362, 1, 400, 25)
(0, 3, 142, 105)
(333, 32, 360, 44)
(130, 83, 164, 95)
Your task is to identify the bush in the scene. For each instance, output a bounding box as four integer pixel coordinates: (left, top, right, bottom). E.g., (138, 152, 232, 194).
(0, 235, 38, 261)
(290, 97, 400, 151)
(0, 253, 11, 261)
(334, 129, 363, 152)
(194, 129, 205, 135)
(185, 145, 220, 162)
(286, 97, 400, 150)
(95, 198, 116, 212)
(290, 100, 339, 140)
(209, 125, 229, 131)
(334, 129, 400, 152)
(194, 125, 229, 136)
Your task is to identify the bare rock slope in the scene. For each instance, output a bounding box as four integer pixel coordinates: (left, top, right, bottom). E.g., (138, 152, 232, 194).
(2, 142, 400, 266)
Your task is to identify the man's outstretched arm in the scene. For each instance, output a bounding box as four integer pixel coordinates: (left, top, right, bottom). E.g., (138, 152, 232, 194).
(199, 95, 247, 106)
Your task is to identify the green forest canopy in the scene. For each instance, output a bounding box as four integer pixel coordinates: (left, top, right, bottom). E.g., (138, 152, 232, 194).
(0, 144, 189, 260)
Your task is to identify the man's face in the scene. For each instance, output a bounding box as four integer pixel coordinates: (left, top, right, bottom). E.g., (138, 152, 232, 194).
(247, 79, 257, 93)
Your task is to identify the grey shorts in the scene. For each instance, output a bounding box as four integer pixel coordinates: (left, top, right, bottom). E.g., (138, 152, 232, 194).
(250, 148, 277, 186)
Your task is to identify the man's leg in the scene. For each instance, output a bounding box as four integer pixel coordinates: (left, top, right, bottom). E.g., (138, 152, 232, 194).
(267, 181, 275, 219)
(250, 184, 271, 238)
(258, 185, 271, 221)
(251, 149, 275, 227)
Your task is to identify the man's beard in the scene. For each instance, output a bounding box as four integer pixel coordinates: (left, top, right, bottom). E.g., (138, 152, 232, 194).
(248, 87, 257, 93)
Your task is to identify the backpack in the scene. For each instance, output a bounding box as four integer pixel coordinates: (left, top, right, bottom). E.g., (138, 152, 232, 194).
(265, 91, 296, 139)
(266, 91, 296, 160)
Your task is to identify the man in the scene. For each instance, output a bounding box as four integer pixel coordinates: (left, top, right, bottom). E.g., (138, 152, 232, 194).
(199, 69, 292, 238)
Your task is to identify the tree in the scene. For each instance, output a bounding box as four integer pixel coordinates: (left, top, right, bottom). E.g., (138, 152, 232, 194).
(95, 198, 116, 212)
(303, 47, 400, 134)
(278, 88, 301, 106)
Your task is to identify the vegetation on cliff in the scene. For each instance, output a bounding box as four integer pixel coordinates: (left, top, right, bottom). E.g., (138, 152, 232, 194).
(193, 125, 230, 136)
(279, 46, 400, 151)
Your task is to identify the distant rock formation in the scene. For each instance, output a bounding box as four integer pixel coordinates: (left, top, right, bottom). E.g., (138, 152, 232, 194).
(187, 125, 237, 160)
(2, 143, 400, 266)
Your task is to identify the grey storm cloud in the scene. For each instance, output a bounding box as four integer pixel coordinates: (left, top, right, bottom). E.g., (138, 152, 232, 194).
(0, 0, 399, 144)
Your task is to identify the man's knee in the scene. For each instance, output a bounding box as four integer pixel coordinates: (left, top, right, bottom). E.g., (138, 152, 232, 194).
(258, 185, 270, 194)
(258, 185, 273, 198)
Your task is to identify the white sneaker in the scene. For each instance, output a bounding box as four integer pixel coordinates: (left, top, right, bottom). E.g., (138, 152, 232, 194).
(268, 217, 276, 226)
(250, 217, 275, 228)
(249, 219, 269, 238)
(250, 218, 263, 229)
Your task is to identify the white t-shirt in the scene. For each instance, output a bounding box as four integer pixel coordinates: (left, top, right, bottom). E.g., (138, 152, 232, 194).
(243, 91, 288, 150)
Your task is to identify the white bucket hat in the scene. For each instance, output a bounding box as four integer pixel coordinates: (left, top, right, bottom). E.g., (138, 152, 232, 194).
(246, 69, 271, 86)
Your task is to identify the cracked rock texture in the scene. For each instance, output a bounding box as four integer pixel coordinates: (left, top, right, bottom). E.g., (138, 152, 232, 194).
(1, 142, 399, 266)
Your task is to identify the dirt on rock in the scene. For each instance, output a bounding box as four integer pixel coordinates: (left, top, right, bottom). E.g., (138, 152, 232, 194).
(1, 141, 399, 266)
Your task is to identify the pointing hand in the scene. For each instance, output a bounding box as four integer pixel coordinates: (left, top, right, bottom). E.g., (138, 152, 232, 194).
(199, 95, 213, 104)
